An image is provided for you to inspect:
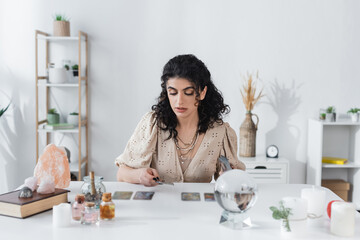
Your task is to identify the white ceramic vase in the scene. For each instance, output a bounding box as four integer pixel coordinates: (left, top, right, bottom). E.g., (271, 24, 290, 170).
(49, 68, 67, 83)
(350, 113, 359, 122)
(67, 114, 79, 126)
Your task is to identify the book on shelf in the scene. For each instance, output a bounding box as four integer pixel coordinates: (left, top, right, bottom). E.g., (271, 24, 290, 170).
(44, 123, 74, 130)
(322, 156, 348, 165)
(0, 188, 69, 218)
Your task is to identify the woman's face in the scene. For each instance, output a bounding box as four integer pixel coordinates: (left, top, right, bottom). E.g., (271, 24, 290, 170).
(166, 77, 207, 120)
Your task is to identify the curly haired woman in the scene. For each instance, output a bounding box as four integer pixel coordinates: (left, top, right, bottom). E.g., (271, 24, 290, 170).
(115, 54, 245, 186)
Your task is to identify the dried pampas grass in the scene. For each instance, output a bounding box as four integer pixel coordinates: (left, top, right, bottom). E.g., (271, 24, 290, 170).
(240, 72, 264, 112)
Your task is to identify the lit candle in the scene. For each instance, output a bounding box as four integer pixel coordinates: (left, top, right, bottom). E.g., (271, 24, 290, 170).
(53, 203, 71, 227)
(330, 202, 355, 237)
(301, 186, 326, 218)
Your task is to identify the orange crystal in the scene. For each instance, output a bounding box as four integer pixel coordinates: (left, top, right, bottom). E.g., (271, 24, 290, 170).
(34, 144, 71, 188)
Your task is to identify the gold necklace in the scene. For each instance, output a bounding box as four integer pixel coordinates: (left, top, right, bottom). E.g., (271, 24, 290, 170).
(174, 131, 199, 164)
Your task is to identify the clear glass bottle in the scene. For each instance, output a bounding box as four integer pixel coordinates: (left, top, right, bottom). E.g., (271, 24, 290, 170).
(81, 171, 106, 208)
(100, 192, 115, 220)
(72, 194, 85, 221)
(81, 202, 99, 225)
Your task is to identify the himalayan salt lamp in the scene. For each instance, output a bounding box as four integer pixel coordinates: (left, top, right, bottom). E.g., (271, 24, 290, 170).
(34, 144, 70, 188)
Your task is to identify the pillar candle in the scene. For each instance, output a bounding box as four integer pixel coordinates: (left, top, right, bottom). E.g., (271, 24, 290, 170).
(53, 203, 71, 227)
(301, 186, 326, 218)
(330, 202, 355, 237)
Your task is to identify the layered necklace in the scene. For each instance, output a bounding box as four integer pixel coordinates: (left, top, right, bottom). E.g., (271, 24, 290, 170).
(174, 130, 199, 165)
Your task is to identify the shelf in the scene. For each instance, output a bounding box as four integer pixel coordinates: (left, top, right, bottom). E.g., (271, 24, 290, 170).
(37, 81, 86, 88)
(37, 35, 86, 41)
(322, 162, 360, 168)
(311, 118, 360, 126)
(38, 128, 79, 133)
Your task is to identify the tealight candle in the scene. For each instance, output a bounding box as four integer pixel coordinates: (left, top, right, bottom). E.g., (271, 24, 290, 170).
(330, 202, 355, 237)
(301, 186, 326, 218)
(53, 203, 71, 227)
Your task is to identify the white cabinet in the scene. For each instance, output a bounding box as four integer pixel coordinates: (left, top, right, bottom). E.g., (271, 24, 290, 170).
(241, 156, 289, 184)
(306, 119, 360, 209)
(35, 30, 89, 180)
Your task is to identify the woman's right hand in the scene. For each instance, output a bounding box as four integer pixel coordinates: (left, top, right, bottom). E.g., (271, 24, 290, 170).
(138, 168, 160, 187)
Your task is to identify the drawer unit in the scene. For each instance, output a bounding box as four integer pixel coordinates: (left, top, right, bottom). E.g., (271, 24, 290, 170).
(241, 157, 289, 184)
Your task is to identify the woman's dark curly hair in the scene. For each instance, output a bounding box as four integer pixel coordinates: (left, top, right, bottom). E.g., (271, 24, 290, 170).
(151, 54, 230, 139)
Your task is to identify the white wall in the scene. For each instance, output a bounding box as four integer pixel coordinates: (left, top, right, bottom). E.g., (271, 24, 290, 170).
(1, 0, 360, 192)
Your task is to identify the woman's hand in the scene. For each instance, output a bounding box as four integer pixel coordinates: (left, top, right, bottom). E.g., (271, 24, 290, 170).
(138, 168, 160, 187)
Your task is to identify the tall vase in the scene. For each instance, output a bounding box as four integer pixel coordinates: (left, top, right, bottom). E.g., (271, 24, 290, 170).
(239, 113, 259, 157)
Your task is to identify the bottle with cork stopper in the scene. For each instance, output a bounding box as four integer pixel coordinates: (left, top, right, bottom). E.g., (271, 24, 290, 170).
(100, 192, 115, 220)
(81, 202, 99, 225)
(72, 194, 85, 221)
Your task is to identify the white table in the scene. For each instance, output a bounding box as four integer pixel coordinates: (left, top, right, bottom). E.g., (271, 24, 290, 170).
(1, 182, 359, 239)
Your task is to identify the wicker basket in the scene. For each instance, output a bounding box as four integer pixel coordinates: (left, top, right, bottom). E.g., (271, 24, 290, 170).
(53, 21, 70, 36)
(239, 113, 259, 157)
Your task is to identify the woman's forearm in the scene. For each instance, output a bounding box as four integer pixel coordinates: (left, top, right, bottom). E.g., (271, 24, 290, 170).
(116, 165, 141, 183)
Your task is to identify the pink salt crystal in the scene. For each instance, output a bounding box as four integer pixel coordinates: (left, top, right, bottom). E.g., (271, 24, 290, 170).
(24, 176, 38, 191)
(37, 178, 55, 194)
(34, 144, 70, 188)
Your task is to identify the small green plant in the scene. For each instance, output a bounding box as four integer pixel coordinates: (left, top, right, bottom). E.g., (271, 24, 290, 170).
(53, 14, 70, 22)
(269, 201, 292, 232)
(320, 113, 326, 120)
(326, 106, 335, 113)
(71, 64, 78, 70)
(48, 108, 58, 114)
(69, 112, 79, 115)
(0, 103, 10, 118)
(347, 108, 360, 114)
(64, 65, 70, 71)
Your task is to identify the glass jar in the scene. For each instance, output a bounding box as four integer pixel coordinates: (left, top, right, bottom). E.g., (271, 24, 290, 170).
(100, 192, 115, 220)
(81, 175, 106, 208)
(81, 202, 99, 225)
(72, 194, 85, 221)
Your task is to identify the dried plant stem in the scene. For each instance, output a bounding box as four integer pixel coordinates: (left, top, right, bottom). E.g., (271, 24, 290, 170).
(240, 72, 264, 112)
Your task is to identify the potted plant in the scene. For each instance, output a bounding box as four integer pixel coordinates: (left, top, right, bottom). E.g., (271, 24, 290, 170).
(67, 112, 79, 126)
(53, 14, 70, 36)
(269, 201, 292, 232)
(325, 106, 336, 122)
(347, 108, 360, 122)
(47, 108, 60, 125)
(72, 64, 79, 77)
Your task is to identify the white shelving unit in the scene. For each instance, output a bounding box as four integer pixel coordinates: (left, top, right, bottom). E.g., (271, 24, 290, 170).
(35, 30, 89, 180)
(306, 118, 360, 209)
(241, 156, 289, 184)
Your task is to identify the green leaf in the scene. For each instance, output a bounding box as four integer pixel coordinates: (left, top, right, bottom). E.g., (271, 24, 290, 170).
(269, 206, 278, 212)
(272, 211, 282, 220)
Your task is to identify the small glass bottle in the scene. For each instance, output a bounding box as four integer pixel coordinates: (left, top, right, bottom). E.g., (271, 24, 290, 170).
(100, 192, 115, 220)
(81, 202, 99, 225)
(72, 194, 85, 221)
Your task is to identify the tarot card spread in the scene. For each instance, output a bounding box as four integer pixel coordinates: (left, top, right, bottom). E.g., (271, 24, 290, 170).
(133, 191, 155, 200)
(181, 192, 201, 201)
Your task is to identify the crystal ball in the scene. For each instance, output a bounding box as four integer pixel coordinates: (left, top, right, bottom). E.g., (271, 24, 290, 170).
(215, 169, 258, 213)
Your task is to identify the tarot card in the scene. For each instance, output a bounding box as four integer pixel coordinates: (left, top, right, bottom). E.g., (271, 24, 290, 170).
(181, 192, 201, 201)
(133, 191, 155, 200)
(112, 191, 133, 200)
(204, 193, 215, 202)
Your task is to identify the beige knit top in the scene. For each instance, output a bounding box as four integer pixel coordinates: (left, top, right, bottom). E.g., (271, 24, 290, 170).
(115, 112, 245, 183)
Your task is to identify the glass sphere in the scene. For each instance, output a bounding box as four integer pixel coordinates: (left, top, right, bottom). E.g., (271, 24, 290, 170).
(215, 169, 258, 213)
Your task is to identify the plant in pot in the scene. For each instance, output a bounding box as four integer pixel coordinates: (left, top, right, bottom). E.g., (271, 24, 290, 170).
(347, 108, 360, 122)
(47, 108, 60, 125)
(53, 14, 70, 37)
(325, 106, 336, 122)
(67, 112, 79, 126)
(72, 64, 79, 77)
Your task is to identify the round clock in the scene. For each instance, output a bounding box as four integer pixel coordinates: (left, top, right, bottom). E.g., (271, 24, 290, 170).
(266, 145, 279, 158)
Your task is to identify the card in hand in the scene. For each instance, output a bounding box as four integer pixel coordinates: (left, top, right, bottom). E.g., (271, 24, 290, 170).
(181, 192, 200, 201)
(113, 191, 133, 200)
(133, 191, 155, 200)
(204, 193, 215, 202)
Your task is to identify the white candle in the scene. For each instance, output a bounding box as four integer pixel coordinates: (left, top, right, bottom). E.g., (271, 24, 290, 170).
(301, 186, 326, 218)
(53, 203, 71, 227)
(330, 202, 355, 237)
(282, 197, 308, 220)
